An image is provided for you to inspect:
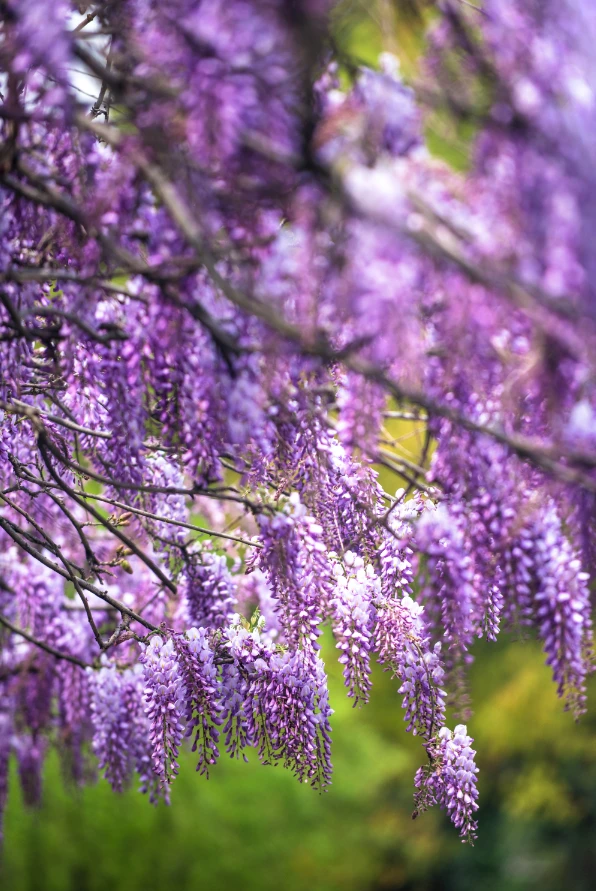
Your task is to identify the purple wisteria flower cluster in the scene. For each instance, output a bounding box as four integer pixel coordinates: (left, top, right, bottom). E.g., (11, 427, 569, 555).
(0, 0, 595, 846)
(330, 551, 378, 705)
(414, 724, 480, 843)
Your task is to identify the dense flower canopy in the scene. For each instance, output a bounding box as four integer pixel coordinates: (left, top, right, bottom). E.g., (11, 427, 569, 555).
(0, 0, 595, 845)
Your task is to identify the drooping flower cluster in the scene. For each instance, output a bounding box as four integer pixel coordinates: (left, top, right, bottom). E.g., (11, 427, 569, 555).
(415, 504, 477, 713)
(222, 615, 334, 780)
(244, 646, 334, 790)
(330, 552, 378, 705)
(140, 636, 187, 797)
(0, 0, 596, 847)
(256, 493, 334, 658)
(170, 628, 222, 777)
(532, 504, 592, 717)
(89, 662, 144, 794)
(414, 725, 480, 843)
(375, 594, 446, 742)
(181, 546, 236, 630)
(0, 704, 11, 842)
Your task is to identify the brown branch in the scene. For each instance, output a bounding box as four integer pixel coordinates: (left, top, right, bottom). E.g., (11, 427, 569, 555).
(0, 514, 158, 631)
(0, 613, 91, 669)
(74, 491, 262, 549)
(6, 102, 596, 495)
(38, 434, 178, 595)
(0, 491, 105, 649)
(3, 399, 112, 440)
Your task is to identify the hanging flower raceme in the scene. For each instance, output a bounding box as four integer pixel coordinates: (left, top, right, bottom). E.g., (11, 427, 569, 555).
(533, 504, 593, 717)
(414, 724, 480, 844)
(0, 702, 12, 842)
(89, 662, 143, 794)
(181, 546, 236, 630)
(330, 552, 377, 705)
(14, 735, 46, 809)
(378, 490, 423, 600)
(220, 615, 333, 788)
(256, 493, 334, 657)
(374, 593, 446, 742)
(170, 628, 222, 777)
(140, 636, 187, 799)
(244, 647, 334, 791)
(415, 504, 478, 713)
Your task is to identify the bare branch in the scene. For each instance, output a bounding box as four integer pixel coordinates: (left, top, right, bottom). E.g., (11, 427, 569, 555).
(0, 612, 91, 669)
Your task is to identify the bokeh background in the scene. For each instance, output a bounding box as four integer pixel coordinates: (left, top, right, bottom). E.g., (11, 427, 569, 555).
(3, 3, 596, 889)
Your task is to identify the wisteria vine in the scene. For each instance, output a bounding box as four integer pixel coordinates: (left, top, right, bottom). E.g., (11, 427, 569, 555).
(0, 0, 595, 845)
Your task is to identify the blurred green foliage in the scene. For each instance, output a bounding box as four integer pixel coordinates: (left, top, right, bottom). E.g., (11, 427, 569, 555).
(332, 0, 476, 170)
